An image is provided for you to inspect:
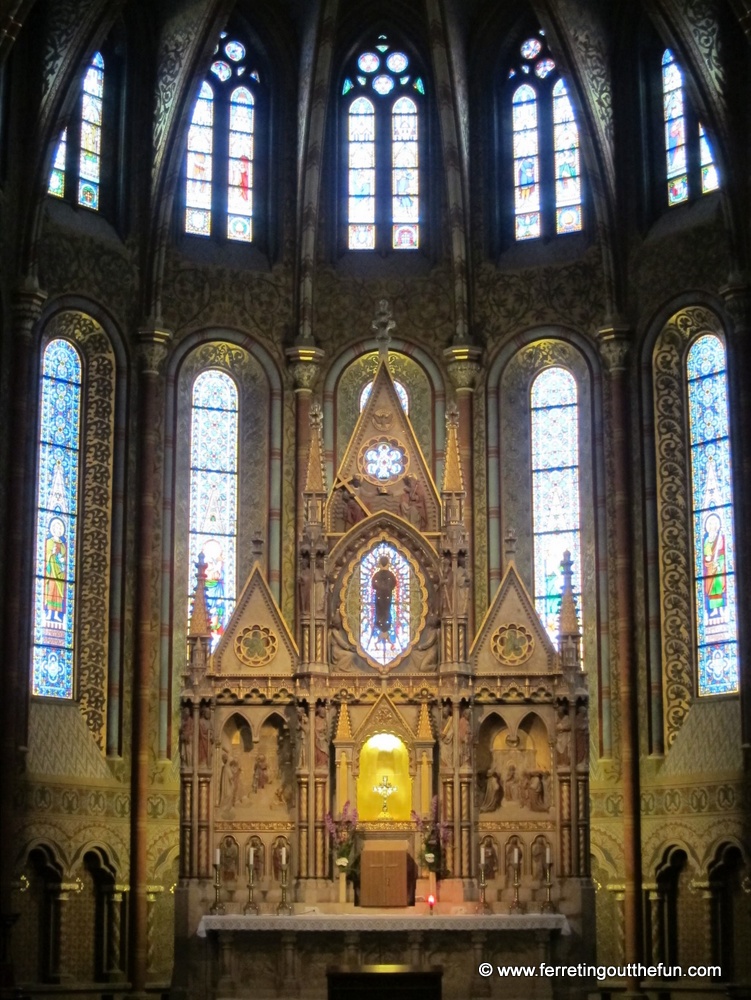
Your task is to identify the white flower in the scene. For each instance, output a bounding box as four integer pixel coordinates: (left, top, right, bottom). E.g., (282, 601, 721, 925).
(424, 852, 435, 864)
(336, 857, 349, 868)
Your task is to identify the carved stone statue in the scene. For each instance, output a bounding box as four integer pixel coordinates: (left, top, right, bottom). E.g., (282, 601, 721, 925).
(328, 611, 361, 671)
(314, 703, 329, 771)
(296, 705, 309, 768)
(440, 702, 454, 768)
(479, 769, 502, 812)
(179, 706, 194, 767)
(298, 550, 311, 614)
(458, 706, 471, 766)
(197, 705, 213, 767)
(410, 615, 440, 672)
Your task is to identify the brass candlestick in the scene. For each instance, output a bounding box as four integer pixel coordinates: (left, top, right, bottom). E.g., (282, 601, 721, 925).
(244, 862, 260, 915)
(541, 861, 556, 912)
(276, 861, 292, 916)
(209, 863, 225, 915)
(510, 860, 524, 913)
(478, 861, 491, 913)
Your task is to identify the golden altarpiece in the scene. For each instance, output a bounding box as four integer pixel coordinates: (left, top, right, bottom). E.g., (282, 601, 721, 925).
(174, 345, 592, 998)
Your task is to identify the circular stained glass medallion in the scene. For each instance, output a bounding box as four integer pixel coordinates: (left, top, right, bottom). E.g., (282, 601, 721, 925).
(386, 51, 409, 73)
(359, 437, 408, 482)
(358, 52, 380, 73)
(225, 40, 245, 61)
(373, 75, 395, 95)
(535, 58, 555, 78)
(520, 38, 542, 59)
(211, 60, 232, 82)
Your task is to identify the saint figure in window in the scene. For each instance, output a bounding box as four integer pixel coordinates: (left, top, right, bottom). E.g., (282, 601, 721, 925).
(372, 554, 397, 634)
(44, 517, 67, 623)
(703, 512, 727, 619)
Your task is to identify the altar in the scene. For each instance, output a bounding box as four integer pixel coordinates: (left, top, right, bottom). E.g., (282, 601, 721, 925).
(174, 335, 594, 1000)
(189, 912, 571, 1000)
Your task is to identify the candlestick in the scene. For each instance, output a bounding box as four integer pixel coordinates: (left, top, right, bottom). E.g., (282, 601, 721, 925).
(510, 854, 523, 913)
(276, 859, 292, 916)
(243, 858, 259, 915)
(209, 862, 225, 915)
(541, 859, 556, 913)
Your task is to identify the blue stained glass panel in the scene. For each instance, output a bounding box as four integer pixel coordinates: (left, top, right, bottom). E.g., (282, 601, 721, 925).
(662, 49, 689, 205)
(189, 370, 239, 647)
(360, 379, 409, 414)
(521, 38, 542, 59)
(186, 83, 214, 236)
(359, 542, 412, 666)
(530, 367, 581, 640)
(687, 334, 738, 694)
(32, 339, 82, 699)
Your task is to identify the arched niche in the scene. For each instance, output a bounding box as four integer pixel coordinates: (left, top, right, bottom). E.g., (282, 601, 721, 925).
(356, 732, 413, 822)
(217, 710, 294, 819)
(476, 711, 552, 816)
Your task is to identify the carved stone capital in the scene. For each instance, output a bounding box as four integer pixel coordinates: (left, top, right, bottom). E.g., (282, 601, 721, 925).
(444, 345, 482, 391)
(720, 281, 751, 333)
(597, 326, 631, 374)
(286, 346, 325, 392)
(13, 282, 47, 340)
(137, 328, 171, 375)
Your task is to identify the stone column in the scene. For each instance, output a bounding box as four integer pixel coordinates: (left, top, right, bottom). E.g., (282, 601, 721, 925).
(314, 777, 327, 878)
(105, 884, 127, 981)
(50, 881, 82, 982)
(444, 347, 481, 630)
(459, 777, 471, 879)
(129, 328, 170, 998)
(286, 347, 324, 539)
(598, 328, 643, 981)
(0, 285, 46, 921)
(297, 777, 309, 879)
(645, 886, 663, 966)
(145, 885, 163, 977)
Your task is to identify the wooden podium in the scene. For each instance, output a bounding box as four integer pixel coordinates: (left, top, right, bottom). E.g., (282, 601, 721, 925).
(360, 840, 410, 907)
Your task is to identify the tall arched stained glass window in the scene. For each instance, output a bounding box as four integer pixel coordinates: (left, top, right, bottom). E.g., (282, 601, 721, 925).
(185, 82, 214, 236)
(530, 367, 581, 639)
(552, 80, 582, 234)
(507, 32, 583, 242)
(512, 84, 540, 240)
(661, 49, 719, 206)
(687, 335, 738, 695)
(185, 33, 261, 243)
(359, 541, 411, 666)
(343, 35, 424, 251)
(189, 370, 238, 647)
(48, 51, 105, 209)
(32, 340, 82, 699)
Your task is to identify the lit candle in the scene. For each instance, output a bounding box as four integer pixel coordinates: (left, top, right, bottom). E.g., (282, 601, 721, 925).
(215, 848, 221, 867)
(249, 846, 255, 868)
(281, 846, 287, 866)
(513, 847, 519, 866)
(545, 846, 551, 865)
(480, 845, 486, 865)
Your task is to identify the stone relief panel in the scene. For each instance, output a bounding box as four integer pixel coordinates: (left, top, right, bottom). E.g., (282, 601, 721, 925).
(172, 342, 270, 689)
(335, 352, 434, 473)
(215, 712, 295, 822)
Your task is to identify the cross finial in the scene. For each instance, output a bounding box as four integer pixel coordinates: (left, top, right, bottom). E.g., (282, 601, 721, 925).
(309, 400, 322, 432)
(372, 299, 395, 360)
(445, 402, 459, 430)
(504, 528, 517, 560)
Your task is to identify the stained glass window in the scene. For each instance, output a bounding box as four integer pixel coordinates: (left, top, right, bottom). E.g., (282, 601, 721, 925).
(32, 339, 82, 699)
(186, 82, 214, 236)
(359, 542, 412, 666)
(513, 84, 540, 241)
(189, 370, 239, 648)
(345, 35, 423, 251)
(552, 80, 582, 234)
(508, 31, 582, 241)
(687, 335, 738, 695)
(360, 378, 409, 414)
(48, 52, 104, 209)
(662, 50, 719, 205)
(185, 34, 260, 243)
(530, 367, 581, 639)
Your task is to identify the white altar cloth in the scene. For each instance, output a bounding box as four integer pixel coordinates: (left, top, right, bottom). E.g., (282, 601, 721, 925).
(197, 912, 569, 936)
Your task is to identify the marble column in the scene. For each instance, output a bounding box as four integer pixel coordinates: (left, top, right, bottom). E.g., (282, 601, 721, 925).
(129, 328, 170, 998)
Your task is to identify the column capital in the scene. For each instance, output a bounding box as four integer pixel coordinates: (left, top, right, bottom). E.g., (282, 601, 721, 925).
(720, 280, 751, 332)
(444, 345, 482, 391)
(137, 328, 171, 375)
(12, 282, 47, 339)
(286, 345, 325, 392)
(597, 324, 631, 373)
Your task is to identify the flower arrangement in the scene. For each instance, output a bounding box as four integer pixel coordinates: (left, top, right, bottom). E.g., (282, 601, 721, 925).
(325, 800, 359, 865)
(411, 795, 452, 877)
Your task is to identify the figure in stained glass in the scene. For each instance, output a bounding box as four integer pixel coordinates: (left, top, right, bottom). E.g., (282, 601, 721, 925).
(44, 518, 67, 621)
(518, 158, 535, 197)
(372, 555, 397, 633)
(702, 512, 726, 618)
